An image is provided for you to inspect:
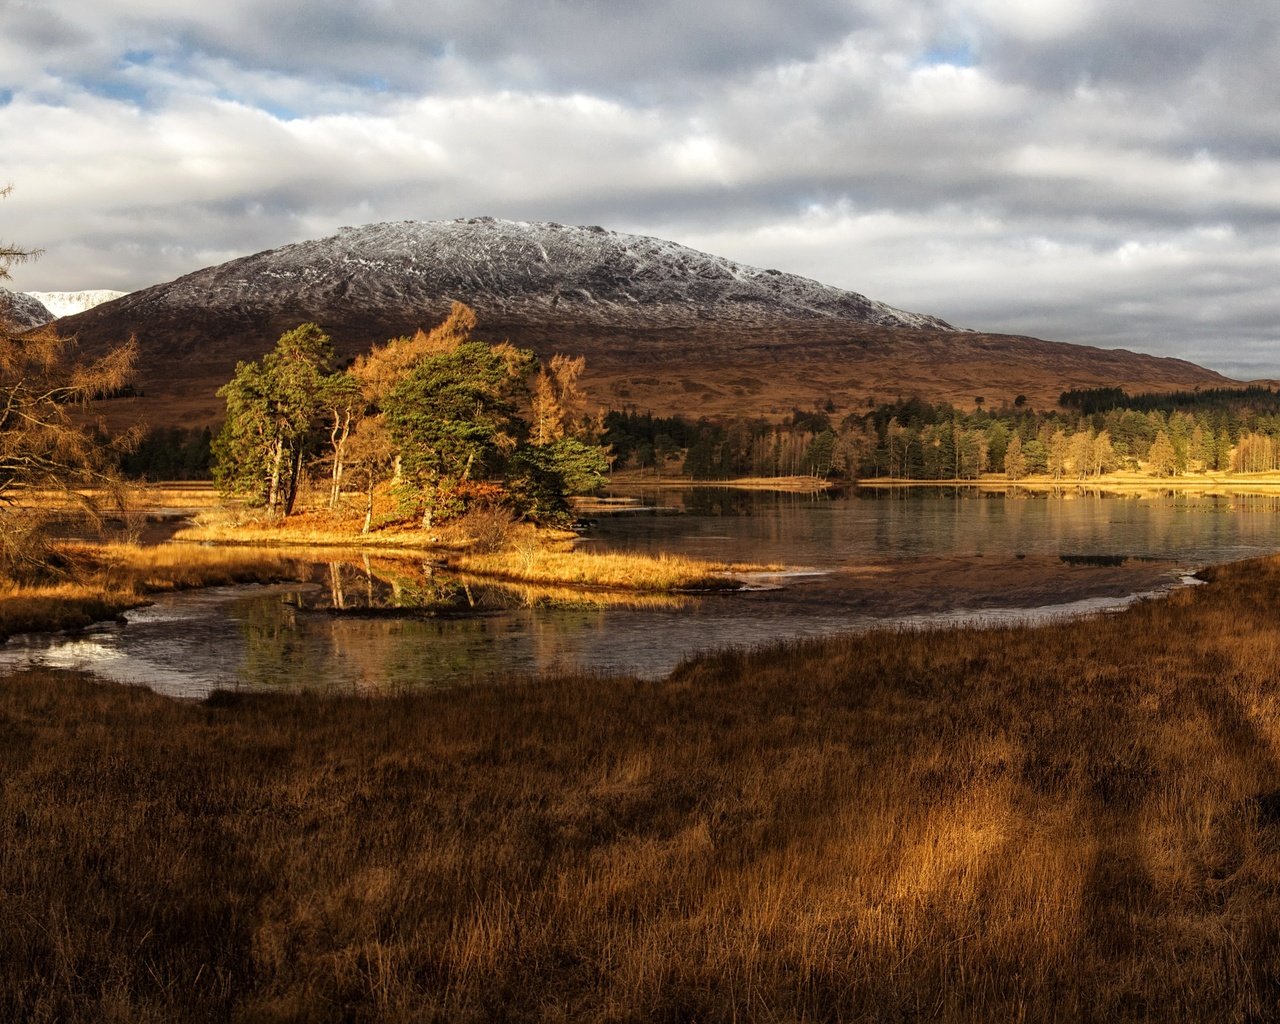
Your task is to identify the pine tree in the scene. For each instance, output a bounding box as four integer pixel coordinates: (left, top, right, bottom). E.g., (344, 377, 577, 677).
(212, 323, 334, 515)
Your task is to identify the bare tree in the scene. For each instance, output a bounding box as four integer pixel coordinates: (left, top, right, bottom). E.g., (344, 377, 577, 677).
(0, 188, 138, 573)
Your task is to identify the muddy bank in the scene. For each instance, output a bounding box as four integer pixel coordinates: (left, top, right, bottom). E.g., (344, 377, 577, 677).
(738, 554, 1184, 618)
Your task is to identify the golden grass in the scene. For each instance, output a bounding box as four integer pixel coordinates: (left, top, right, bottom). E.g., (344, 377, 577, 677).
(604, 471, 835, 492)
(0, 542, 301, 639)
(444, 547, 740, 591)
(7, 556, 1280, 1019)
(8, 481, 226, 511)
(862, 469, 1280, 495)
(173, 507, 742, 592)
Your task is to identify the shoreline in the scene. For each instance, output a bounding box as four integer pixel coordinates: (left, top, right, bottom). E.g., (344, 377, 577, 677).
(854, 471, 1280, 494)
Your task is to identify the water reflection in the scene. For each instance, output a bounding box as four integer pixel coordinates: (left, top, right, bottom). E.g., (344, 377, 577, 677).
(2, 490, 1279, 699)
(588, 488, 1280, 567)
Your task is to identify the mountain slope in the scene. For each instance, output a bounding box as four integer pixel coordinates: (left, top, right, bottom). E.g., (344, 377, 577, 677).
(57, 218, 1235, 425)
(0, 288, 53, 330)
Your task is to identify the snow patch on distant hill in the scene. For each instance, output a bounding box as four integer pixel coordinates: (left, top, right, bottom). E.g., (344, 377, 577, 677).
(28, 290, 127, 318)
(0, 288, 54, 329)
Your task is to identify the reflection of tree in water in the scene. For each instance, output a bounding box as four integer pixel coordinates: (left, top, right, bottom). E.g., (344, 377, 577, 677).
(236, 590, 534, 693)
(236, 598, 337, 692)
(683, 489, 757, 517)
(303, 559, 477, 613)
(231, 558, 695, 692)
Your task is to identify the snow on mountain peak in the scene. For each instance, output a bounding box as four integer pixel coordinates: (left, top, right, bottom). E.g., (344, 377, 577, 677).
(27, 290, 128, 319)
(118, 218, 954, 333)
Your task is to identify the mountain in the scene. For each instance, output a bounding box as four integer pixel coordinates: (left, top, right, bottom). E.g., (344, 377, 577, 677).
(27, 290, 127, 319)
(56, 218, 1236, 425)
(0, 288, 54, 330)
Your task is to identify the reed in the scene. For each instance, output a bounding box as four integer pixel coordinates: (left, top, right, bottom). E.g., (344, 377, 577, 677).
(6, 557, 1280, 1020)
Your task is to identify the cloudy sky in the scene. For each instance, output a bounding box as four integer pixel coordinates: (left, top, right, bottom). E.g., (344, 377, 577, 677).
(2, 0, 1278, 378)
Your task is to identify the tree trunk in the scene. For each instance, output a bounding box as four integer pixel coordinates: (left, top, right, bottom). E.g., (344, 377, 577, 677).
(283, 447, 303, 516)
(362, 477, 375, 534)
(329, 411, 351, 510)
(266, 436, 286, 516)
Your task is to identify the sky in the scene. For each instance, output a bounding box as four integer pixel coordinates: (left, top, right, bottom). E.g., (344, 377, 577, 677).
(1, 0, 1278, 379)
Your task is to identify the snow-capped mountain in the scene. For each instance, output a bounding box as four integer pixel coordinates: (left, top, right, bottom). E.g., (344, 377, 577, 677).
(29, 290, 127, 319)
(67, 217, 953, 341)
(58, 217, 1233, 425)
(0, 288, 53, 329)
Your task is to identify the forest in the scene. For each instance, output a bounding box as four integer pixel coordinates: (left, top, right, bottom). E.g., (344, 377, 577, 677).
(603, 386, 1280, 480)
(120, 374, 1280, 487)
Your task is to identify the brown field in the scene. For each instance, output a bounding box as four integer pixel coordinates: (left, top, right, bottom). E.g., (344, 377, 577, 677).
(6, 555, 1280, 1021)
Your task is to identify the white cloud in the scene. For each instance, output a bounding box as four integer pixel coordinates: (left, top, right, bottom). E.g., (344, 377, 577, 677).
(1, 0, 1280, 375)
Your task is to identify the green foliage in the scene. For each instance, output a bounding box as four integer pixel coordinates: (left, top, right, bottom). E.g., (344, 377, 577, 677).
(120, 427, 212, 480)
(212, 323, 334, 514)
(383, 341, 535, 525)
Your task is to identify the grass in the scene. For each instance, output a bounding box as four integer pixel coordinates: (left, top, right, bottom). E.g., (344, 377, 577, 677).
(0, 542, 301, 639)
(6, 556, 1280, 1019)
(173, 504, 745, 592)
(861, 468, 1280, 494)
(444, 547, 743, 591)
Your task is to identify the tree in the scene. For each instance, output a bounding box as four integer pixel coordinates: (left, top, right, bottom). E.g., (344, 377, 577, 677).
(0, 190, 137, 572)
(530, 353, 588, 445)
(1146, 430, 1178, 477)
(1003, 433, 1027, 480)
(384, 341, 535, 526)
(1047, 430, 1070, 481)
(212, 323, 334, 516)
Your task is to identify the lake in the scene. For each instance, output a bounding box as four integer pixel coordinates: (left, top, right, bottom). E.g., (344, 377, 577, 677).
(2, 487, 1278, 698)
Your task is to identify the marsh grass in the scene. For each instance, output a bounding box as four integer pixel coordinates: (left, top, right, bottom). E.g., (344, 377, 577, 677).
(7, 557, 1280, 1020)
(0, 542, 301, 638)
(444, 547, 740, 591)
(175, 507, 741, 592)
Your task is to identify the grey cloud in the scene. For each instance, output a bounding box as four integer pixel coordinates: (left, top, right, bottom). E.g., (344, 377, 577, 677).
(3, 1, 1280, 375)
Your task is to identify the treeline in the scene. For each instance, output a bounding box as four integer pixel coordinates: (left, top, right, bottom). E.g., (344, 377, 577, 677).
(606, 386, 1280, 480)
(603, 409, 843, 480)
(1060, 385, 1280, 417)
(117, 426, 213, 480)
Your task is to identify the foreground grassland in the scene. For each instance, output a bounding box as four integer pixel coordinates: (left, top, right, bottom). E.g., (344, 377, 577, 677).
(6, 557, 1280, 1021)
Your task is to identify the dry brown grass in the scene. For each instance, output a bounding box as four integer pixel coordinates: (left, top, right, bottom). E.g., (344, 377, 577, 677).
(445, 546, 739, 591)
(0, 542, 301, 639)
(174, 507, 741, 592)
(6, 557, 1280, 1019)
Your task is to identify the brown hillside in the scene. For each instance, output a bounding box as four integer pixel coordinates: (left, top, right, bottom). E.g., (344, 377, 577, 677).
(71, 318, 1235, 430)
(51, 218, 1236, 426)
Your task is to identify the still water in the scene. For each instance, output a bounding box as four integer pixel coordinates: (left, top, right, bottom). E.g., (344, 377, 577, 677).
(2, 488, 1277, 698)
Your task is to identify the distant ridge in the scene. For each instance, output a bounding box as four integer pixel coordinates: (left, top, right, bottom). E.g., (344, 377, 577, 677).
(56, 218, 1236, 425)
(0, 288, 53, 330)
(28, 290, 127, 319)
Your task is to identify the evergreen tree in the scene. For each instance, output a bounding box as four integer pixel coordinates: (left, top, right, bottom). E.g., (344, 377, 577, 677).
(212, 323, 334, 516)
(383, 341, 535, 526)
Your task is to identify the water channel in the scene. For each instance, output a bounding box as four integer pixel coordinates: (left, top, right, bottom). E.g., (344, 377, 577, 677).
(3, 487, 1279, 698)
